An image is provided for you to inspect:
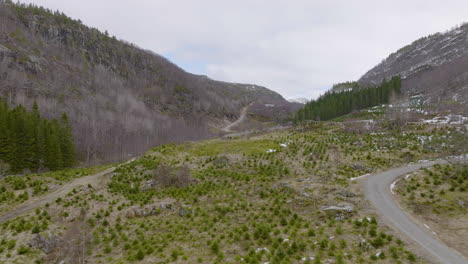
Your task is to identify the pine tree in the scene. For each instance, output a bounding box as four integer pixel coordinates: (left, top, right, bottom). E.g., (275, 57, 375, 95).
(0, 97, 76, 173)
(11, 106, 29, 172)
(0, 98, 11, 162)
(59, 113, 75, 168)
(296, 76, 401, 123)
(44, 120, 63, 171)
(30, 102, 45, 170)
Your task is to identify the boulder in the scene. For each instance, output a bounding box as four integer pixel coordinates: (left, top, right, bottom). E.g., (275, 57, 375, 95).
(126, 206, 161, 218)
(321, 204, 354, 220)
(336, 191, 356, 199)
(178, 207, 192, 217)
(321, 205, 354, 212)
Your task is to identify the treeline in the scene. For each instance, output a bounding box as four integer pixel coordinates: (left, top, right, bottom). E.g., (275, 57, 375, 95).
(0, 98, 75, 173)
(332, 81, 359, 91)
(295, 76, 401, 122)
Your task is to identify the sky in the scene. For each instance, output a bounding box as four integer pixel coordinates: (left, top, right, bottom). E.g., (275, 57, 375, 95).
(21, 0, 468, 100)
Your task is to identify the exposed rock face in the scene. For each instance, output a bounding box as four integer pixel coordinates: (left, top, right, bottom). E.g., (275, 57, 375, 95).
(359, 24, 468, 86)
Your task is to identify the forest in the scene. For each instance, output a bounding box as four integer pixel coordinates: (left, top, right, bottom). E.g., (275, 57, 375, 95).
(0, 98, 75, 173)
(295, 76, 401, 122)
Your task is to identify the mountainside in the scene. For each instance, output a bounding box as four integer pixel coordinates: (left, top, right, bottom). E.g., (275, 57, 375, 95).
(359, 23, 468, 113)
(0, 1, 294, 164)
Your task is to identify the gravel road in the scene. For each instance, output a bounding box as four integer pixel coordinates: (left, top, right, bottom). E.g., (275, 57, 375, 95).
(364, 158, 468, 264)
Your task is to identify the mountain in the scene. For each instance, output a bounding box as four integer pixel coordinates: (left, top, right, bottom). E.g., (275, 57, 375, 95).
(359, 23, 468, 113)
(0, 1, 295, 164)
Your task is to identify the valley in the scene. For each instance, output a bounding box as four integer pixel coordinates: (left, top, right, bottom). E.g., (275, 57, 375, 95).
(0, 112, 466, 263)
(0, 1, 467, 264)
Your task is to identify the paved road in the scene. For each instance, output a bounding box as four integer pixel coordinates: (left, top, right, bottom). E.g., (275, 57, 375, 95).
(0, 167, 116, 224)
(364, 158, 468, 264)
(222, 104, 251, 132)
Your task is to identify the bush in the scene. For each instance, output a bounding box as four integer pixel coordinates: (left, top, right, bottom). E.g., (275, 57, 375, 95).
(135, 249, 145, 260)
(17, 244, 29, 255)
(407, 253, 417, 262)
(153, 164, 192, 188)
(31, 225, 41, 234)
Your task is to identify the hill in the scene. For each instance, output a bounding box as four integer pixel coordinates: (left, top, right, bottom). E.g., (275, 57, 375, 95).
(295, 23, 468, 124)
(0, 1, 295, 165)
(359, 23, 468, 114)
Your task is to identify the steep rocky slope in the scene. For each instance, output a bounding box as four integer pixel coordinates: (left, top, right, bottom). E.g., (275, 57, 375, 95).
(359, 23, 468, 113)
(0, 1, 294, 164)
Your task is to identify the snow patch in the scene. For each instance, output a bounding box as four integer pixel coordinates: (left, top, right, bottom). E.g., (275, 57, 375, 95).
(390, 179, 400, 194)
(405, 173, 415, 180)
(422, 114, 468, 125)
(350, 174, 370, 181)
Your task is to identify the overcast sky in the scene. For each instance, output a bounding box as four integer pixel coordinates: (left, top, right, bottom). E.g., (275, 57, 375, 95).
(21, 0, 468, 100)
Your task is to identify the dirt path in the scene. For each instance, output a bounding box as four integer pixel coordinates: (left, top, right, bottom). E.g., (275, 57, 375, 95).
(364, 157, 468, 264)
(222, 104, 251, 132)
(0, 166, 117, 224)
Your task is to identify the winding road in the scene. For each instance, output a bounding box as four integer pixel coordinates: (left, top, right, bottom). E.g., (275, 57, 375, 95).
(0, 166, 119, 224)
(364, 158, 468, 264)
(222, 104, 251, 132)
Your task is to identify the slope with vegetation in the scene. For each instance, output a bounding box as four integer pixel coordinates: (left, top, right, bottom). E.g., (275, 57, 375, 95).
(0, 0, 295, 164)
(295, 76, 401, 122)
(0, 111, 466, 263)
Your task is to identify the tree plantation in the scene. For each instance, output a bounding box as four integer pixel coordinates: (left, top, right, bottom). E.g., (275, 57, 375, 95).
(295, 76, 401, 122)
(0, 98, 76, 173)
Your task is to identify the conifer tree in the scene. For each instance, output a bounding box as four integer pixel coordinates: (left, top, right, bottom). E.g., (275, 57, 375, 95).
(0, 98, 76, 173)
(295, 76, 401, 123)
(60, 113, 75, 168)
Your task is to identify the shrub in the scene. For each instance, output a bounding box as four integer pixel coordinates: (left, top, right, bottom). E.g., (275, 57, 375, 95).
(17, 244, 29, 255)
(153, 164, 192, 188)
(135, 249, 145, 260)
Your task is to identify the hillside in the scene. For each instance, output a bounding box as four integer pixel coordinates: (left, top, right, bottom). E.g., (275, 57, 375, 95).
(1, 117, 466, 264)
(0, 1, 295, 165)
(358, 23, 468, 114)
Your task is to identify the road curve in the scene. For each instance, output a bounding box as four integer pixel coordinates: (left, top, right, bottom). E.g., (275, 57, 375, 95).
(222, 104, 251, 132)
(364, 158, 468, 264)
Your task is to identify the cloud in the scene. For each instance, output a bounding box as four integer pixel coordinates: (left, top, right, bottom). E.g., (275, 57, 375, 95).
(21, 0, 468, 99)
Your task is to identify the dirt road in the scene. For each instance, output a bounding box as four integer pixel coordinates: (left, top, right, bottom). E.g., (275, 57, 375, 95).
(222, 104, 250, 132)
(0, 166, 116, 224)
